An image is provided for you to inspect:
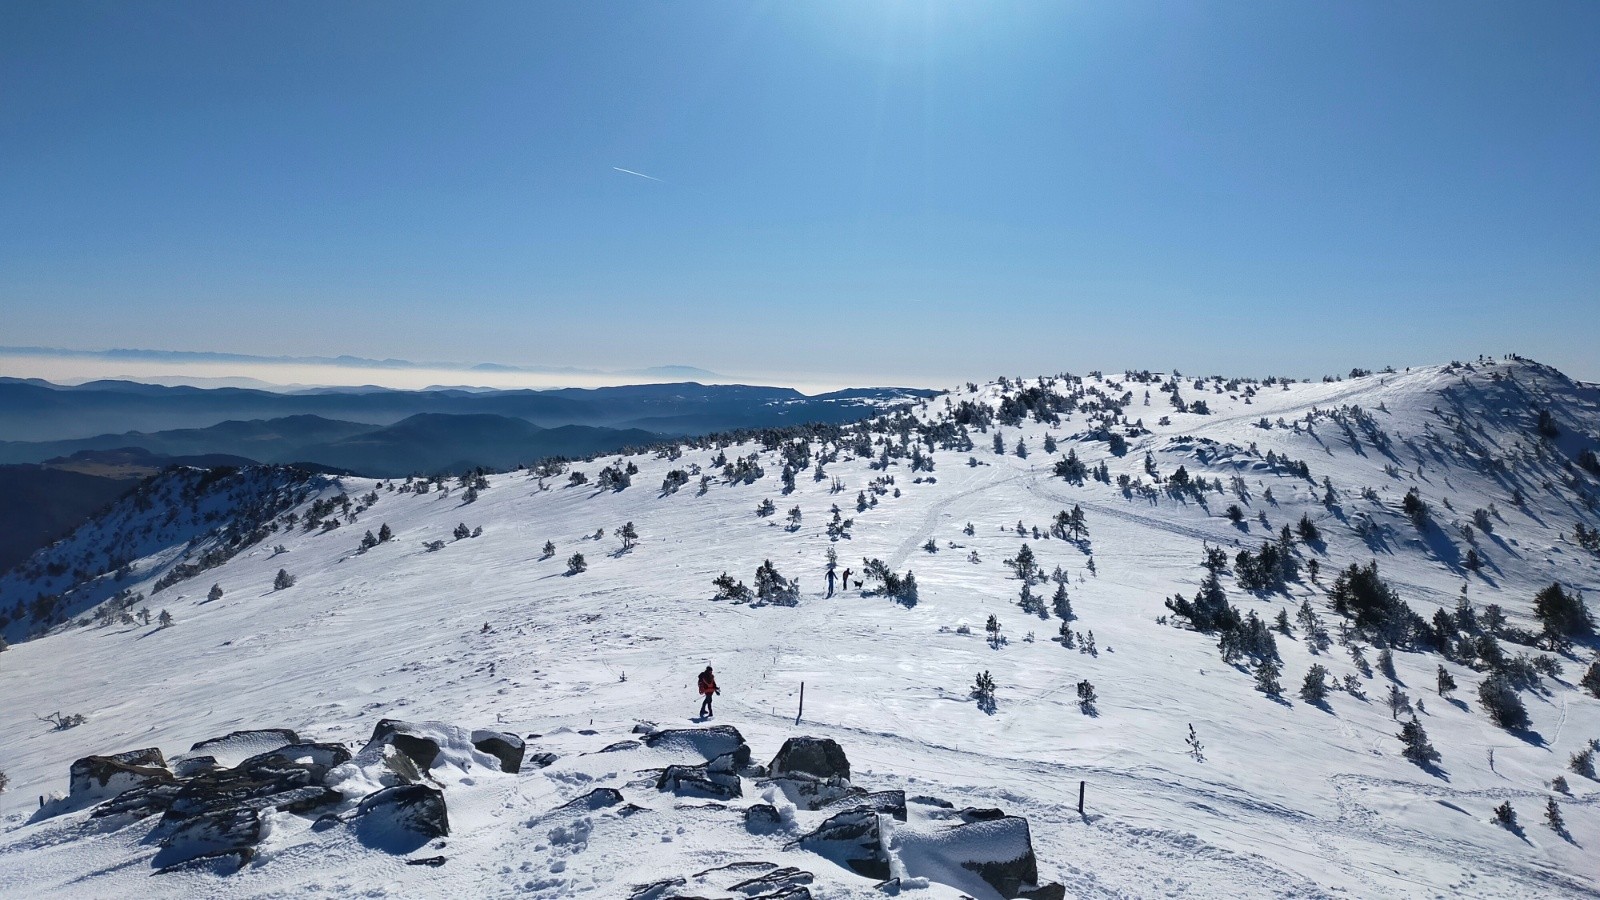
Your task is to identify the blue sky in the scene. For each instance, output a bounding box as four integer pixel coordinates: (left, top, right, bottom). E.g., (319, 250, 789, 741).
(2, 1, 1597, 388)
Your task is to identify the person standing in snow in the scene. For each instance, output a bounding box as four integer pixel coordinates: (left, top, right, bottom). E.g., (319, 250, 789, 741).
(698, 665, 720, 718)
(840, 567, 853, 592)
(825, 567, 837, 597)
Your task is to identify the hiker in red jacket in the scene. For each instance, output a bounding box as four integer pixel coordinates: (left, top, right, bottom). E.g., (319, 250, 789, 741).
(698, 665, 720, 718)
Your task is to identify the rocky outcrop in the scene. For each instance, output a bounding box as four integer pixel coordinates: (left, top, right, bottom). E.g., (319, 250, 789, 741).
(791, 805, 890, 880)
(69, 748, 172, 803)
(352, 783, 450, 841)
(760, 770, 858, 811)
(821, 790, 905, 822)
(562, 788, 625, 810)
(744, 803, 783, 834)
(187, 729, 300, 767)
(364, 719, 443, 772)
(153, 805, 267, 871)
(643, 725, 751, 768)
(657, 750, 743, 800)
(470, 729, 525, 773)
(768, 736, 849, 781)
(730, 866, 815, 895)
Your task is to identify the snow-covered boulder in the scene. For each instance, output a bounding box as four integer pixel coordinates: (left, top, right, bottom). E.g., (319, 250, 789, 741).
(561, 787, 625, 811)
(896, 813, 1062, 899)
(642, 724, 751, 767)
(69, 748, 172, 804)
(153, 805, 268, 872)
(350, 719, 505, 784)
(186, 729, 300, 768)
(728, 865, 815, 895)
(760, 770, 857, 811)
(744, 803, 783, 834)
(350, 783, 450, 851)
(821, 789, 906, 821)
(470, 729, 525, 773)
(791, 804, 890, 880)
(656, 766, 741, 800)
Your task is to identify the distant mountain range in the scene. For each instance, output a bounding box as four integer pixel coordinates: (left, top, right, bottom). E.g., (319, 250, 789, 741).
(0, 378, 938, 572)
(0, 378, 938, 444)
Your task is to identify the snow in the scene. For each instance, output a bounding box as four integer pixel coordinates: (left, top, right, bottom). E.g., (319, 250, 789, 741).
(1, 357, 1598, 897)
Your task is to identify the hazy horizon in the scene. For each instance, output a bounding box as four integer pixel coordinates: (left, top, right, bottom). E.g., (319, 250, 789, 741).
(4, 2, 1597, 386)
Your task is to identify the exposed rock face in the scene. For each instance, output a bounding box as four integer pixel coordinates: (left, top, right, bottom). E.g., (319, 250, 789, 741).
(656, 751, 743, 800)
(562, 788, 625, 810)
(791, 805, 890, 880)
(821, 790, 906, 822)
(744, 803, 783, 834)
(172, 756, 218, 778)
(365, 719, 443, 772)
(69, 748, 173, 802)
(730, 865, 815, 895)
(153, 805, 267, 871)
(768, 736, 850, 781)
(241, 742, 353, 776)
(527, 751, 559, 769)
(353, 783, 450, 840)
(470, 729, 525, 773)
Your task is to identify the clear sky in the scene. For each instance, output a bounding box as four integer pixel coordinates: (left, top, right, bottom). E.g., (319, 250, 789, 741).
(3, 1, 1597, 388)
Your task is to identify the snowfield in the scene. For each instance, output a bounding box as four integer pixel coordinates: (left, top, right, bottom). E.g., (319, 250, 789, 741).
(1, 357, 1598, 898)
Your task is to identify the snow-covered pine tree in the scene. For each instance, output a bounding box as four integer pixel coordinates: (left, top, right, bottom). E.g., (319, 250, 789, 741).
(1581, 659, 1600, 698)
(972, 670, 996, 711)
(1492, 801, 1517, 829)
(1385, 684, 1413, 719)
(754, 559, 800, 606)
(1436, 665, 1456, 697)
(566, 553, 587, 575)
(273, 569, 295, 591)
(208, 583, 223, 603)
(1570, 747, 1595, 777)
(1299, 664, 1330, 703)
(1397, 717, 1439, 765)
(1478, 673, 1528, 729)
(1377, 649, 1397, 680)
(1545, 797, 1564, 831)
(1255, 658, 1283, 697)
(1052, 582, 1073, 621)
(615, 521, 638, 551)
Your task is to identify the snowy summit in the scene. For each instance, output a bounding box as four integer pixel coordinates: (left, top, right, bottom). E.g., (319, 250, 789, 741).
(1, 356, 1599, 898)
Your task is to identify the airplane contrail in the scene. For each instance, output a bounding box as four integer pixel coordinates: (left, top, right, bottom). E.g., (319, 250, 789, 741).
(612, 167, 663, 182)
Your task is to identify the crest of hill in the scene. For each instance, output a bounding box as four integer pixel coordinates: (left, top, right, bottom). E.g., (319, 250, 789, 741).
(0, 356, 1596, 898)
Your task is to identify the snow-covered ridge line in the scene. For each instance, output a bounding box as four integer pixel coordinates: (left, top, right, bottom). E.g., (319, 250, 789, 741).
(1, 356, 1597, 898)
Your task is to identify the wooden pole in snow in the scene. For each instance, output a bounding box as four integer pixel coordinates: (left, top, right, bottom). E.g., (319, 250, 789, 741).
(1078, 780, 1085, 815)
(796, 682, 805, 725)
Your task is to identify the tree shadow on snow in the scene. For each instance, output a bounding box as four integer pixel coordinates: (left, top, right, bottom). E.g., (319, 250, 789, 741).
(1414, 759, 1451, 782)
(1505, 726, 1547, 749)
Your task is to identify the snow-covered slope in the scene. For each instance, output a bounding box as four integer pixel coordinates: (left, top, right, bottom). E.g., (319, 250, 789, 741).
(2, 357, 1598, 898)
